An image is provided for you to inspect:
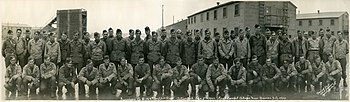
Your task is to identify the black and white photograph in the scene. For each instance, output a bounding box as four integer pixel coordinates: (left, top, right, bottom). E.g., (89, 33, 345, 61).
(0, 0, 349, 101)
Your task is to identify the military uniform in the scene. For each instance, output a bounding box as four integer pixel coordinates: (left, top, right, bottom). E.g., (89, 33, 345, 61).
(278, 64, 297, 92)
(182, 40, 196, 67)
(262, 63, 281, 94)
(58, 39, 71, 66)
(206, 64, 227, 98)
(249, 35, 267, 65)
(311, 61, 327, 92)
(16, 36, 28, 67)
(198, 39, 217, 65)
(325, 59, 342, 91)
(307, 38, 320, 63)
(320, 36, 336, 62)
(218, 39, 235, 69)
(98, 62, 117, 95)
(5, 63, 22, 97)
(58, 63, 77, 96)
(293, 38, 307, 62)
(333, 39, 348, 86)
(152, 63, 173, 98)
(22, 63, 40, 96)
(2, 39, 16, 67)
(134, 63, 152, 97)
(278, 41, 294, 67)
(189, 63, 208, 98)
(227, 64, 247, 97)
(160, 38, 167, 57)
(171, 65, 190, 99)
(82, 40, 91, 65)
(28, 39, 45, 67)
(70, 40, 85, 75)
(78, 65, 99, 97)
(125, 37, 134, 61)
(111, 38, 127, 66)
(89, 41, 106, 67)
(106, 36, 114, 56)
(246, 62, 264, 95)
(44, 41, 61, 64)
(130, 39, 145, 66)
(145, 39, 162, 72)
(235, 38, 250, 68)
(116, 63, 134, 97)
(267, 39, 279, 65)
(295, 60, 312, 92)
(39, 62, 57, 97)
(165, 37, 181, 67)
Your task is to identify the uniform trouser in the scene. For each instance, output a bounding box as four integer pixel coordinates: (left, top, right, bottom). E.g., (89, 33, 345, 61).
(148, 61, 157, 75)
(135, 77, 153, 97)
(296, 73, 312, 92)
(22, 76, 39, 96)
(312, 75, 327, 92)
(78, 79, 97, 96)
(4, 54, 15, 67)
(40, 76, 56, 96)
(171, 79, 190, 98)
(220, 57, 233, 70)
(98, 77, 118, 95)
(277, 76, 297, 92)
(92, 59, 103, 68)
(228, 82, 247, 97)
(308, 50, 319, 63)
(80, 58, 89, 95)
(17, 53, 28, 68)
(116, 77, 134, 96)
(207, 78, 226, 98)
(247, 73, 263, 95)
(58, 77, 76, 96)
(336, 58, 347, 82)
(328, 74, 341, 90)
(262, 78, 278, 95)
(5, 76, 22, 97)
(153, 77, 172, 97)
(189, 75, 208, 98)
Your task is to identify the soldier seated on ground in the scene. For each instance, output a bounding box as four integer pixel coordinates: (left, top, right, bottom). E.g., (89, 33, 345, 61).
(116, 57, 134, 99)
(246, 55, 264, 96)
(325, 54, 342, 92)
(78, 59, 99, 98)
(189, 56, 209, 99)
(262, 58, 281, 95)
(277, 60, 297, 92)
(39, 56, 57, 98)
(295, 56, 312, 93)
(57, 58, 77, 97)
(227, 58, 247, 97)
(311, 56, 327, 93)
(21, 58, 40, 97)
(151, 56, 172, 99)
(171, 57, 190, 99)
(206, 57, 227, 99)
(134, 55, 153, 98)
(97, 55, 117, 95)
(5, 57, 22, 98)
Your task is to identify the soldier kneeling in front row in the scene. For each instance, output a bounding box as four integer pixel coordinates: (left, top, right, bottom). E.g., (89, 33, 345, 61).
(5, 57, 22, 98)
(227, 58, 247, 97)
(22, 58, 40, 97)
(152, 56, 172, 99)
(171, 57, 190, 99)
(58, 58, 77, 97)
(78, 59, 99, 98)
(206, 57, 227, 99)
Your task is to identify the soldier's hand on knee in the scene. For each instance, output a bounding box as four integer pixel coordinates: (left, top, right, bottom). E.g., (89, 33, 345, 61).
(248, 80, 254, 85)
(198, 76, 202, 82)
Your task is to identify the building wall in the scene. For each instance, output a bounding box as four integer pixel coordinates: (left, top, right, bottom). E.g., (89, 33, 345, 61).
(2, 26, 32, 39)
(339, 12, 349, 34)
(297, 18, 340, 35)
(165, 19, 187, 37)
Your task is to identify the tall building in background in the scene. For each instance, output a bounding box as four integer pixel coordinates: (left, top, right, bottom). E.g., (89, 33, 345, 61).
(165, 19, 187, 36)
(187, 1, 297, 37)
(296, 11, 349, 35)
(2, 23, 32, 39)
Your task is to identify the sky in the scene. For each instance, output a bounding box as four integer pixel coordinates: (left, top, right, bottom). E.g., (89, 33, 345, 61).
(1, 0, 350, 33)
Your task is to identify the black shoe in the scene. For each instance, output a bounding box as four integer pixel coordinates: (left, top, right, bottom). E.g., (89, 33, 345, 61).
(344, 81, 348, 87)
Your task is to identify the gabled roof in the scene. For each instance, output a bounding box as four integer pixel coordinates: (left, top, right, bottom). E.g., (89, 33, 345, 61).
(296, 12, 347, 19)
(188, 1, 297, 17)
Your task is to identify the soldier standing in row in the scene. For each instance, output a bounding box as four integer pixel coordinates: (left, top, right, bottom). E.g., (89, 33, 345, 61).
(58, 33, 71, 67)
(144, 26, 152, 42)
(235, 30, 250, 68)
(2, 30, 16, 67)
(145, 31, 162, 73)
(130, 29, 145, 68)
(126, 29, 135, 61)
(198, 29, 217, 65)
(106, 28, 115, 56)
(44, 33, 61, 65)
(160, 29, 168, 57)
(90, 32, 106, 67)
(15, 29, 28, 68)
(293, 31, 307, 62)
(307, 31, 320, 64)
(182, 31, 196, 68)
(266, 32, 279, 66)
(333, 32, 348, 87)
(278, 33, 294, 67)
(111, 29, 127, 67)
(28, 31, 45, 67)
(249, 25, 267, 65)
(218, 30, 235, 69)
(152, 56, 173, 99)
(70, 32, 85, 80)
(165, 29, 182, 67)
(320, 29, 336, 62)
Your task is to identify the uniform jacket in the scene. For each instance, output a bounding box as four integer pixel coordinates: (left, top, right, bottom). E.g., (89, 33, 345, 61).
(181, 40, 196, 65)
(262, 64, 281, 79)
(206, 64, 227, 87)
(235, 38, 250, 59)
(198, 39, 217, 59)
(70, 40, 85, 63)
(267, 39, 279, 58)
(22, 64, 40, 79)
(134, 63, 151, 79)
(279, 64, 297, 78)
(146, 39, 162, 63)
(111, 37, 127, 62)
(5, 64, 22, 79)
(218, 38, 235, 59)
(190, 63, 209, 79)
(44, 41, 61, 62)
(312, 62, 326, 79)
(249, 35, 267, 57)
(106, 36, 114, 55)
(295, 60, 312, 74)
(15, 36, 27, 56)
(78, 66, 99, 83)
(307, 38, 320, 51)
(98, 62, 117, 80)
(333, 40, 348, 59)
(325, 60, 342, 76)
(117, 63, 134, 80)
(40, 62, 57, 78)
(278, 40, 294, 55)
(89, 40, 106, 61)
(320, 36, 336, 55)
(246, 62, 263, 82)
(130, 39, 145, 65)
(2, 39, 16, 57)
(153, 63, 173, 81)
(165, 37, 181, 64)
(293, 38, 307, 58)
(83, 40, 91, 59)
(172, 65, 189, 81)
(58, 39, 71, 62)
(227, 65, 247, 84)
(59, 64, 77, 83)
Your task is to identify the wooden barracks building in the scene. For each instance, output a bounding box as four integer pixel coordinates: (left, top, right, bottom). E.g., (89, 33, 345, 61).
(186, 1, 297, 37)
(296, 11, 349, 35)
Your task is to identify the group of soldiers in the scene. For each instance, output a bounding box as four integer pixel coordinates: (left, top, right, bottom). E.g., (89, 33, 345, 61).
(2, 24, 348, 99)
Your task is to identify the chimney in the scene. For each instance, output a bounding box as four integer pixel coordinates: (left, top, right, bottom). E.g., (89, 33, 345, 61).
(317, 10, 320, 14)
(217, 2, 220, 6)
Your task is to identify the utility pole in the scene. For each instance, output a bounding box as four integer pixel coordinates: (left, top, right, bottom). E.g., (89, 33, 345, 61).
(162, 4, 164, 29)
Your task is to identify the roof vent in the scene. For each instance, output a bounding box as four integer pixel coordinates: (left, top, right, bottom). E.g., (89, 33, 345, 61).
(217, 2, 220, 6)
(317, 10, 320, 14)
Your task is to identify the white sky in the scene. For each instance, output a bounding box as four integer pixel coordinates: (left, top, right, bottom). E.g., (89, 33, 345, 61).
(1, 0, 350, 33)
